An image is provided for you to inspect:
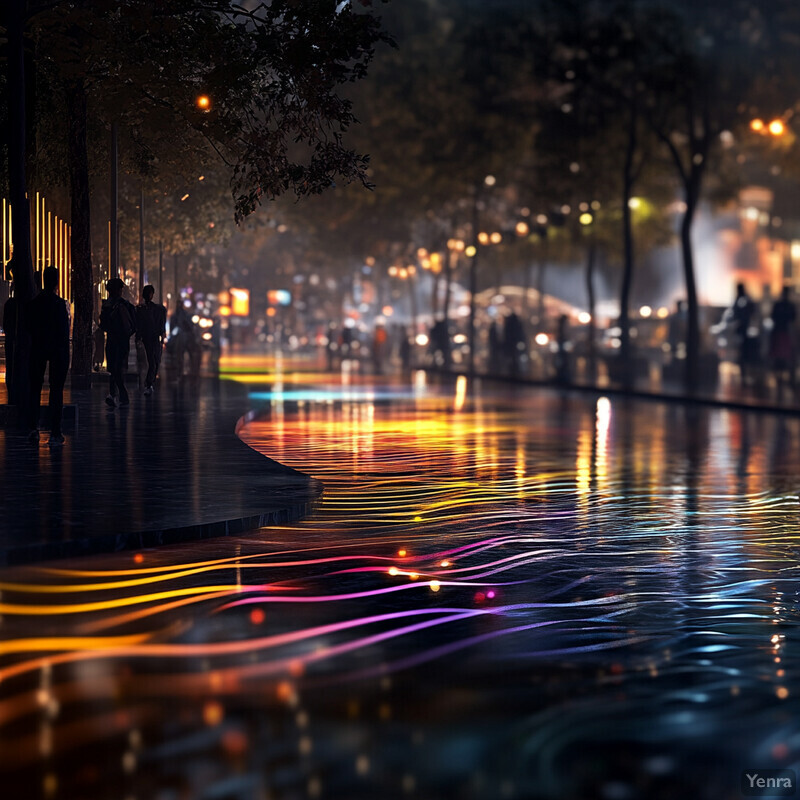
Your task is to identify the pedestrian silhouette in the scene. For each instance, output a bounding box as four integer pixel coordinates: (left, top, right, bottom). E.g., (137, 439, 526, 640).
(732, 282, 755, 383)
(399, 326, 413, 372)
(554, 314, 571, 384)
(488, 320, 502, 368)
(769, 285, 796, 389)
(340, 323, 354, 362)
(502, 310, 526, 376)
(373, 322, 388, 374)
(326, 322, 338, 370)
(169, 299, 201, 378)
(27, 266, 70, 446)
(429, 319, 450, 368)
(100, 277, 136, 408)
(136, 284, 167, 395)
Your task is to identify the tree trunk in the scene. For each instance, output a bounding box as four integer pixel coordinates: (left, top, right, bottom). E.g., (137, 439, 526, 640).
(536, 232, 548, 327)
(468, 194, 480, 375)
(158, 240, 164, 303)
(585, 235, 597, 381)
(408, 278, 418, 338)
(619, 103, 637, 382)
(110, 122, 119, 279)
(681, 193, 700, 392)
(6, 3, 36, 415)
(431, 260, 440, 320)
(443, 250, 453, 326)
(138, 185, 145, 300)
(66, 78, 94, 387)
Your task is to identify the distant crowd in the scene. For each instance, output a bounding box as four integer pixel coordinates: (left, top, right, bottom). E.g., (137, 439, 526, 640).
(1, 270, 175, 448)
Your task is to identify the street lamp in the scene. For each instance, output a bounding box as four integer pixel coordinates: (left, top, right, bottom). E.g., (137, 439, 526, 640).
(196, 94, 212, 112)
(750, 117, 786, 137)
(768, 119, 785, 136)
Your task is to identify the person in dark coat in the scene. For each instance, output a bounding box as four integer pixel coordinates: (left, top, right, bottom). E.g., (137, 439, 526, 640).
(732, 282, 755, 382)
(100, 277, 136, 408)
(135, 284, 167, 395)
(503, 310, 526, 376)
(27, 266, 70, 446)
(488, 320, 502, 369)
(770, 285, 796, 387)
(399, 326, 413, 372)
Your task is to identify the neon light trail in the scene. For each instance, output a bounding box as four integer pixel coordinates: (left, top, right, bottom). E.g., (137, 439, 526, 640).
(1, 368, 799, 798)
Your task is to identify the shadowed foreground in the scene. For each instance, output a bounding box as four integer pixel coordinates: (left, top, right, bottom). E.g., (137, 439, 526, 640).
(0, 377, 320, 565)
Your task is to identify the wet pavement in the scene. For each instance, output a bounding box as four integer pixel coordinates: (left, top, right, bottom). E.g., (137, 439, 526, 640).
(473, 354, 800, 414)
(1, 362, 800, 799)
(0, 374, 320, 564)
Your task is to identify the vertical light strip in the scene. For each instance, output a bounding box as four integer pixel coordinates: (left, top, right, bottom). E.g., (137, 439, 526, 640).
(35, 191, 40, 271)
(42, 197, 46, 271)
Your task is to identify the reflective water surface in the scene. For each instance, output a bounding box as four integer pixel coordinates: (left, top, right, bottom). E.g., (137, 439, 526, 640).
(2, 369, 800, 799)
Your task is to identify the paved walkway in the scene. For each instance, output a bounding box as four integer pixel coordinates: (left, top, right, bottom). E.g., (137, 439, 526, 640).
(0, 375, 322, 565)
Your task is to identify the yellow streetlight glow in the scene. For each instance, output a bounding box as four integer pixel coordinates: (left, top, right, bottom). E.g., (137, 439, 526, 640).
(515, 221, 529, 236)
(465, 245, 477, 257)
(628, 197, 642, 210)
(230, 287, 249, 316)
(639, 305, 652, 318)
(579, 212, 593, 225)
(478, 232, 489, 245)
(750, 118, 765, 132)
(196, 95, 211, 111)
(769, 119, 785, 136)
(417, 248, 428, 259)
(490, 232, 502, 244)
(388, 266, 398, 277)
